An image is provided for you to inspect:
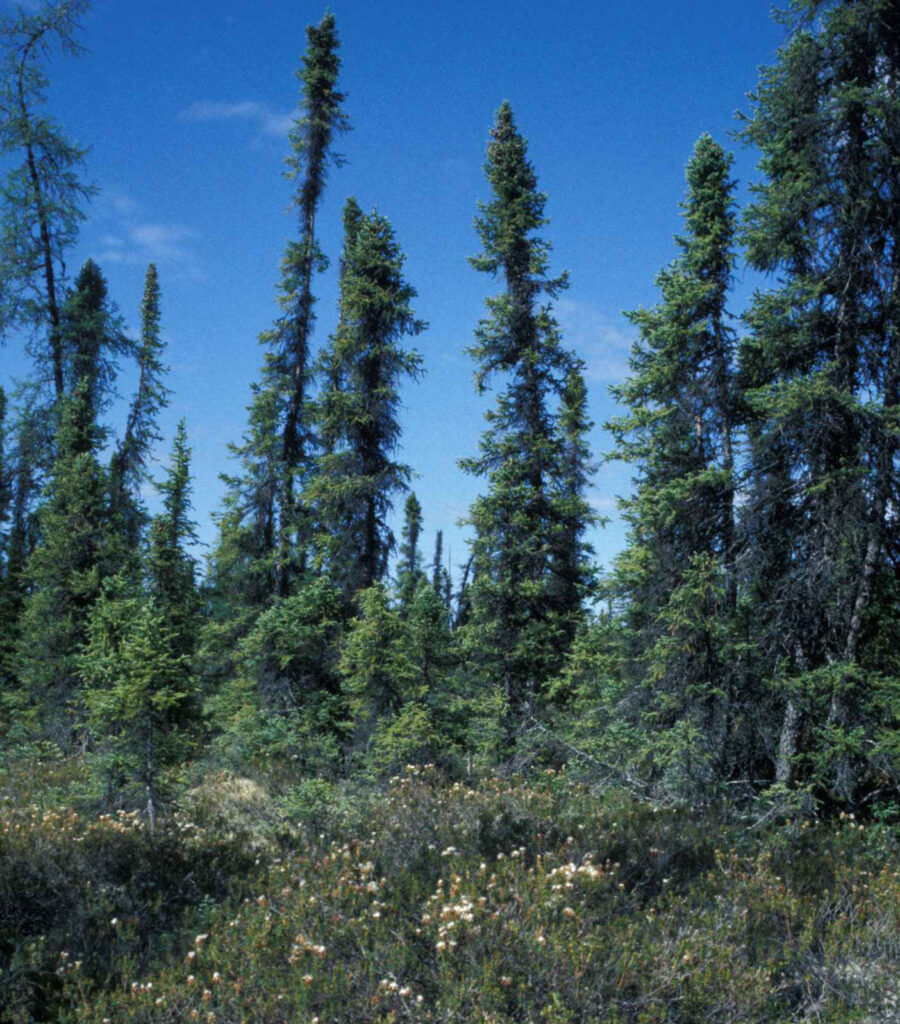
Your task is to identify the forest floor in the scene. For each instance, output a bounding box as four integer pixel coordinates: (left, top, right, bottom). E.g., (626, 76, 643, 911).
(1, 760, 899, 1023)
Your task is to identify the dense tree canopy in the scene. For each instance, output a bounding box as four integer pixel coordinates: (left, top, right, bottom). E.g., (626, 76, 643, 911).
(1, 0, 900, 817)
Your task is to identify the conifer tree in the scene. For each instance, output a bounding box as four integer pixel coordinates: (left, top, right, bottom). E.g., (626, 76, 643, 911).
(216, 574, 344, 772)
(605, 135, 739, 794)
(739, 0, 900, 800)
(396, 491, 424, 613)
(0, 0, 94, 401)
(460, 101, 590, 741)
(201, 370, 282, 692)
(0, 388, 9, 584)
(218, 370, 281, 601)
(268, 11, 349, 597)
(110, 264, 169, 551)
(431, 528, 443, 592)
(432, 529, 453, 612)
(549, 361, 597, 642)
(16, 260, 124, 743)
(338, 584, 416, 769)
(207, 11, 349, 627)
(81, 422, 200, 817)
(0, 395, 41, 731)
(147, 420, 199, 656)
(81, 580, 196, 824)
(310, 202, 425, 605)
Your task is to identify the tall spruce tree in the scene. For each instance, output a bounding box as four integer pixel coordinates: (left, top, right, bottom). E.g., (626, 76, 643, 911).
(207, 10, 348, 629)
(16, 260, 124, 744)
(267, 11, 349, 597)
(310, 202, 425, 605)
(605, 135, 739, 795)
(109, 264, 169, 552)
(739, 0, 900, 801)
(147, 420, 199, 656)
(460, 101, 592, 742)
(0, 393, 42, 734)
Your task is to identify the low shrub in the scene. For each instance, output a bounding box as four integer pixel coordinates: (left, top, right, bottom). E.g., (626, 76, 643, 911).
(2, 766, 899, 1022)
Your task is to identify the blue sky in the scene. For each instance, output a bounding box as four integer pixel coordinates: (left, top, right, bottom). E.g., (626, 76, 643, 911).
(1, 0, 788, 581)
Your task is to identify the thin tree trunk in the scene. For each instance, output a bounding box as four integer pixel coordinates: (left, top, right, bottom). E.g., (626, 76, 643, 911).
(145, 717, 156, 834)
(776, 641, 810, 786)
(18, 68, 63, 400)
(776, 701, 801, 786)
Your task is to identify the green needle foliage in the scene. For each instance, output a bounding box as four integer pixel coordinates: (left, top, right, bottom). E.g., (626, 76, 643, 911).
(605, 134, 740, 799)
(81, 582, 197, 825)
(395, 491, 425, 615)
(4, 0, 900, 852)
(461, 101, 595, 745)
(16, 260, 128, 746)
(208, 9, 348, 625)
(739, 0, 900, 802)
(0, 0, 95, 401)
(268, 11, 350, 597)
(311, 201, 425, 607)
(110, 264, 170, 553)
(147, 420, 200, 654)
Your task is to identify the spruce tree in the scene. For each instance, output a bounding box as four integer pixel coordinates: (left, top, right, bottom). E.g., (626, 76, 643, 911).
(207, 10, 349, 632)
(268, 11, 349, 597)
(81, 581, 196, 823)
(201, 370, 282, 693)
(396, 491, 424, 613)
(338, 584, 416, 769)
(147, 420, 199, 656)
(431, 530, 453, 612)
(549, 361, 597, 642)
(739, 0, 900, 800)
(0, 395, 42, 735)
(310, 202, 425, 606)
(110, 264, 169, 551)
(605, 135, 739, 796)
(16, 260, 123, 743)
(460, 101, 591, 742)
(81, 422, 200, 816)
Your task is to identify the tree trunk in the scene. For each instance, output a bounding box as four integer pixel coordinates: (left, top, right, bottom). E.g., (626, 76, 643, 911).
(18, 73, 63, 400)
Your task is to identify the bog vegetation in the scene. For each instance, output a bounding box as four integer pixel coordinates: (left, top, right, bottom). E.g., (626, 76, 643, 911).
(1, 0, 900, 1020)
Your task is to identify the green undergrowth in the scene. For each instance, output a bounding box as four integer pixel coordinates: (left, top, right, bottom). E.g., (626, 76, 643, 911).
(1, 764, 899, 1022)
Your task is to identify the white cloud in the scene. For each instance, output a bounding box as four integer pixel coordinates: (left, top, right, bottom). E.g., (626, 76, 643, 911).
(555, 297, 634, 386)
(96, 214, 203, 281)
(180, 100, 294, 139)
